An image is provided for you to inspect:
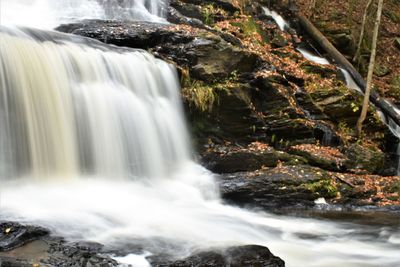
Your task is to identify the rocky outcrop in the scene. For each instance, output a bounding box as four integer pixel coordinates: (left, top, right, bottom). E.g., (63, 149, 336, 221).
(201, 144, 278, 173)
(0, 222, 49, 252)
(219, 165, 334, 209)
(57, 20, 258, 83)
(0, 222, 117, 267)
(0, 222, 284, 267)
(156, 245, 285, 267)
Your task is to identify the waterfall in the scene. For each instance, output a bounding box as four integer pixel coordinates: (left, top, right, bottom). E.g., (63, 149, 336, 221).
(0, 27, 189, 179)
(1, 0, 169, 29)
(0, 4, 399, 267)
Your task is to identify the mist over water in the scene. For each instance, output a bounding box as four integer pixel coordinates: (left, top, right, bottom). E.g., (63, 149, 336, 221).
(0, 3, 399, 267)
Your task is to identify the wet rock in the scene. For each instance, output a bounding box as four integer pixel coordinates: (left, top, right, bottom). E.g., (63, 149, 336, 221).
(175, 0, 240, 14)
(56, 21, 194, 50)
(0, 222, 49, 252)
(329, 33, 354, 55)
(202, 146, 278, 173)
(167, 6, 205, 28)
(308, 85, 360, 124)
(300, 62, 337, 78)
(252, 76, 318, 144)
(288, 146, 345, 172)
(185, 82, 266, 148)
(374, 64, 391, 77)
(57, 20, 258, 83)
(219, 165, 331, 209)
(152, 245, 284, 267)
(188, 42, 258, 82)
(170, 0, 204, 22)
(45, 241, 117, 267)
(344, 144, 385, 174)
(0, 223, 117, 267)
(0, 257, 43, 267)
(271, 32, 288, 48)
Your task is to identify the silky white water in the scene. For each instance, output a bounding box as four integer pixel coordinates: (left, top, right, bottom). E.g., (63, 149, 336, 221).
(297, 48, 330, 65)
(262, 6, 289, 31)
(0, 0, 169, 29)
(0, 3, 399, 267)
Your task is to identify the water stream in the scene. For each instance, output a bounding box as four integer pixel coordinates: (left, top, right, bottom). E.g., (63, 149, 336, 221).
(0, 0, 169, 29)
(263, 6, 400, 175)
(0, 2, 399, 267)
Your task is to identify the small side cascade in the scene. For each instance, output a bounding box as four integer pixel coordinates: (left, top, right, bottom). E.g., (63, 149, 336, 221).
(340, 68, 364, 93)
(385, 103, 400, 175)
(264, 6, 400, 172)
(297, 47, 330, 65)
(262, 7, 289, 31)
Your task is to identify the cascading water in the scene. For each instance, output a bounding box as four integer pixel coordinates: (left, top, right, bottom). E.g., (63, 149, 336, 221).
(266, 5, 400, 174)
(0, 3, 400, 267)
(0, 27, 189, 179)
(262, 7, 288, 31)
(297, 47, 330, 65)
(1, 0, 169, 29)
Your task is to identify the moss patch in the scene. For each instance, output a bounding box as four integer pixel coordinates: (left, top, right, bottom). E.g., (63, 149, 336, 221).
(302, 179, 338, 199)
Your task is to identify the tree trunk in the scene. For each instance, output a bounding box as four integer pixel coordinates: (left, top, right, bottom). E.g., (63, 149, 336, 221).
(297, 11, 400, 127)
(309, 0, 317, 18)
(356, 0, 384, 136)
(353, 0, 374, 63)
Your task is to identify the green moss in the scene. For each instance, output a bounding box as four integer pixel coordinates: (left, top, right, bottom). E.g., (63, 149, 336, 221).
(384, 10, 400, 23)
(201, 4, 229, 26)
(202, 4, 216, 26)
(383, 181, 400, 194)
(182, 75, 241, 113)
(388, 75, 400, 98)
(374, 64, 390, 77)
(230, 17, 266, 43)
(304, 179, 338, 198)
(182, 81, 217, 112)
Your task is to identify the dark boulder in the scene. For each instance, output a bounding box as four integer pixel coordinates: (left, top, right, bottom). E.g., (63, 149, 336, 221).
(219, 165, 334, 209)
(57, 20, 258, 83)
(56, 21, 194, 50)
(202, 146, 278, 173)
(343, 144, 385, 174)
(152, 245, 284, 267)
(0, 222, 49, 252)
